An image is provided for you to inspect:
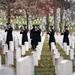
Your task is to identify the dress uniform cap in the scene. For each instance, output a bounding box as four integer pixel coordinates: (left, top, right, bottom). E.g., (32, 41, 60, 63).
(64, 26, 68, 28)
(50, 26, 53, 28)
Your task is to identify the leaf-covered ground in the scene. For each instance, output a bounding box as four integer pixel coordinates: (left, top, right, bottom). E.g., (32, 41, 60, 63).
(35, 37, 55, 75)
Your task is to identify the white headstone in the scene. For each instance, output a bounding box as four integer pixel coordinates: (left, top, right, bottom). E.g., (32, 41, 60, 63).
(72, 41, 75, 49)
(57, 60, 73, 75)
(31, 51, 38, 66)
(15, 47, 21, 59)
(2, 38, 5, 46)
(25, 42, 29, 51)
(0, 66, 15, 75)
(66, 46, 70, 55)
(21, 45, 25, 55)
(63, 43, 67, 52)
(55, 56, 63, 74)
(5, 51, 14, 65)
(9, 41, 14, 51)
(16, 56, 34, 75)
(3, 44, 8, 54)
(70, 49, 74, 60)
(14, 40, 18, 49)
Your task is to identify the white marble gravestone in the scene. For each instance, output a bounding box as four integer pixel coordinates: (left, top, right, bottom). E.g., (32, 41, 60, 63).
(63, 43, 67, 52)
(9, 41, 14, 51)
(15, 47, 21, 59)
(21, 45, 25, 55)
(53, 51, 60, 66)
(71, 41, 75, 49)
(31, 51, 38, 66)
(16, 56, 34, 75)
(2, 38, 5, 46)
(57, 60, 73, 75)
(5, 51, 14, 65)
(3, 44, 8, 54)
(25, 42, 29, 51)
(0, 66, 15, 75)
(70, 49, 74, 60)
(55, 56, 63, 75)
(66, 46, 70, 55)
(14, 40, 18, 49)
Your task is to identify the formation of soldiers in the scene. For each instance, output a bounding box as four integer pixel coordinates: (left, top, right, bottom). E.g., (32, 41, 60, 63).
(5, 23, 41, 50)
(5, 23, 69, 50)
(47, 25, 69, 50)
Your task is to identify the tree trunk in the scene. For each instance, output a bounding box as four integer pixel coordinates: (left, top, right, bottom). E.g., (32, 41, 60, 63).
(7, 2, 11, 24)
(46, 14, 49, 32)
(26, 13, 29, 30)
(54, 9, 58, 32)
(60, 7, 64, 33)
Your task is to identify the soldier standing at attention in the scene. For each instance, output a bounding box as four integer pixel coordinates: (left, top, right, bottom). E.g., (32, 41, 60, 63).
(5, 23, 13, 49)
(20, 24, 28, 45)
(30, 25, 37, 50)
(47, 26, 56, 50)
(62, 26, 69, 45)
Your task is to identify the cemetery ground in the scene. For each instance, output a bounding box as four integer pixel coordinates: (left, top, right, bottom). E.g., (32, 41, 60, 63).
(0, 36, 75, 75)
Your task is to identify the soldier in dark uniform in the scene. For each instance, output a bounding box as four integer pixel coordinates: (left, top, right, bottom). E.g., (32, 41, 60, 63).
(30, 25, 37, 50)
(62, 26, 69, 45)
(20, 24, 28, 45)
(47, 26, 56, 50)
(36, 25, 41, 44)
(5, 23, 13, 49)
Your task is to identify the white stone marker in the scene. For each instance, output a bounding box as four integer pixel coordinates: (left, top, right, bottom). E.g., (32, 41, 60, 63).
(21, 45, 25, 55)
(0, 66, 15, 75)
(31, 51, 38, 66)
(63, 43, 67, 52)
(72, 41, 75, 49)
(66, 46, 70, 55)
(14, 40, 18, 49)
(57, 60, 73, 75)
(5, 51, 14, 65)
(55, 56, 63, 75)
(51, 42, 55, 51)
(15, 47, 21, 59)
(25, 42, 29, 51)
(53, 51, 60, 66)
(16, 56, 34, 75)
(3, 44, 8, 54)
(2, 38, 5, 46)
(9, 41, 14, 51)
(70, 49, 74, 60)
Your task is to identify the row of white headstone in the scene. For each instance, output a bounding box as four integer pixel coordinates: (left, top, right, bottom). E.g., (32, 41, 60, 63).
(16, 32, 46, 75)
(0, 31, 46, 75)
(54, 33, 75, 75)
(55, 33, 75, 60)
(51, 42, 73, 75)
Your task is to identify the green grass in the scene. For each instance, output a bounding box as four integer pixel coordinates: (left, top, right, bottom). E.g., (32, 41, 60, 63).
(35, 37, 55, 75)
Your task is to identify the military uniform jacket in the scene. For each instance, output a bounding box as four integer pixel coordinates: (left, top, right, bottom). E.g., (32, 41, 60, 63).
(30, 28, 37, 45)
(63, 30, 69, 45)
(48, 29, 56, 45)
(36, 28, 41, 43)
(5, 26, 13, 44)
(20, 28, 28, 45)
